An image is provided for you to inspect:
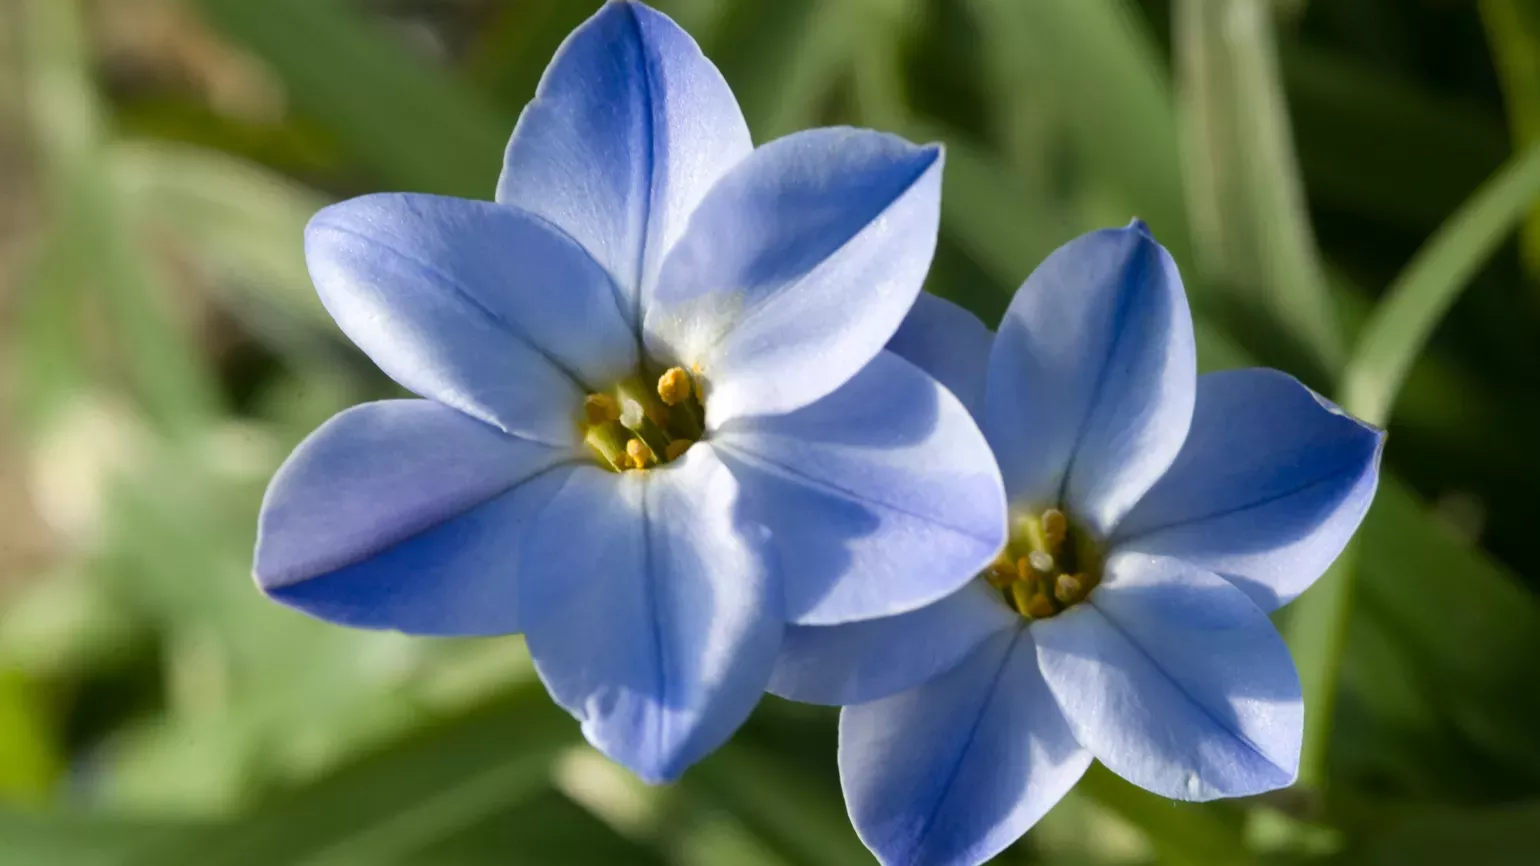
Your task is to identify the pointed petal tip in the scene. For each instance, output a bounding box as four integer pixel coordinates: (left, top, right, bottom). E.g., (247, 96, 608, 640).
(1126, 217, 1152, 237)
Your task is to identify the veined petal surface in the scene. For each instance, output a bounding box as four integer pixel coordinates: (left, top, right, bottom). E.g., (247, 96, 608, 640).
(1114, 368, 1384, 610)
(305, 193, 634, 442)
(769, 581, 1017, 707)
(497, 0, 752, 320)
(886, 292, 994, 418)
(645, 128, 944, 424)
(1034, 552, 1302, 800)
(714, 351, 1005, 626)
(521, 447, 782, 783)
(986, 223, 1194, 534)
(255, 400, 573, 635)
(841, 629, 1091, 866)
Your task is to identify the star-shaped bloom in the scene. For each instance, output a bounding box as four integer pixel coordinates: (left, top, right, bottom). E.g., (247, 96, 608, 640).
(771, 222, 1384, 866)
(253, 1, 1005, 783)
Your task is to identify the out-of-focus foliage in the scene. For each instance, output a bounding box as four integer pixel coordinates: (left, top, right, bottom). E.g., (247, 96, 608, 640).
(3, 0, 1540, 863)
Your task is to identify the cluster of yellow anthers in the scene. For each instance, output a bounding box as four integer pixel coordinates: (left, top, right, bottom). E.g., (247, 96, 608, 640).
(582, 367, 706, 472)
(984, 507, 1100, 620)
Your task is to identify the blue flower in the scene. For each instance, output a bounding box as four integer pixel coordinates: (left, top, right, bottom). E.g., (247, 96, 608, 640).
(252, 1, 1005, 784)
(772, 223, 1384, 865)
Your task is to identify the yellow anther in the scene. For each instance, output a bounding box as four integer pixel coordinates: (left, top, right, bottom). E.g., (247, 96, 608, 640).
(985, 560, 1017, 589)
(658, 367, 693, 406)
(1025, 593, 1057, 620)
(1041, 508, 1067, 551)
(1015, 556, 1032, 581)
(665, 439, 694, 462)
(584, 393, 621, 425)
(1054, 573, 1084, 605)
(626, 438, 653, 469)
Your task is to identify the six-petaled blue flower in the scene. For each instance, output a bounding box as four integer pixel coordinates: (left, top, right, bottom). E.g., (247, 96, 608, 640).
(253, 0, 1006, 784)
(770, 223, 1385, 866)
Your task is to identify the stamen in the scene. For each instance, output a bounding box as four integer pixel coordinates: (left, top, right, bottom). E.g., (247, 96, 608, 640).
(664, 439, 694, 462)
(626, 438, 654, 469)
(1025, 593, 1057, 619)
(658, 367, 693, 406)
(584, 421, 631, 472)
(584, 393, 621, 425)
(1053, 573, 1083, 605)
(1009, 581, 1036, 616)
(668, 402, 704, 440)
(1041, 508, 1067, 550)
(619, 399, 672, 458)
(1028, 550, 1055, 575)
(986, 560, 1017, 589)
(990, 507, 1103, 620)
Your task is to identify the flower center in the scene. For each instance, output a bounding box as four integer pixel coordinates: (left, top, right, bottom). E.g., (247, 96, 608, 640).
(581, 366, 705, 472)
(983, 507, 1104, 620)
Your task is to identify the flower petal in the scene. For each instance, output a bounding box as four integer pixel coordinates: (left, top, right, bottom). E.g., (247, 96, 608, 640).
(885, 292, 994, 418)
(713, 351, 1006, 626)
(769, 581, 1017, 706)
(645, 128, 944, 424)
(1112, 369, 1384, 610)
(255, 400, 573, 635)
(306, 193, 635, 443)
(985, 223, 1195, 535)
(521, 446, 782, 783)
(1034, 552, 1302, 800)
(497, 0, 752, 320)
(841, 629, 1091, 866)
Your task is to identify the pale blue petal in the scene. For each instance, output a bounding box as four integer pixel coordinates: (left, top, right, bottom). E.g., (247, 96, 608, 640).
(769, 581, 1017, 706)
(255, 400, 573, 635)
(1112, 369, 1384, 610)
(885, 292, 993, 418)
(841, 629, 1092, 866)
(645, 129, 944, 424)
(521, 446, 782, 783)
(497, 1, 752, 320)
(985, 223, 1195, 535)
(306, 193, 635, 444)
(1034, 552, 1302, 800)
(714, 351, 1006, 625)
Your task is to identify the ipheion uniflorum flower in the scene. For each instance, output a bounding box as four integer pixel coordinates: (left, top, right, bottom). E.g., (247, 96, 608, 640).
(771, 222, 1385, 866)
(250, 0, 1006, 784)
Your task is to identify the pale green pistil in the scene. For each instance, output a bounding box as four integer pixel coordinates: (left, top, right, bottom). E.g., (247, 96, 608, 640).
(582, 367, 705, 472)
(984, 507, 1103, 620)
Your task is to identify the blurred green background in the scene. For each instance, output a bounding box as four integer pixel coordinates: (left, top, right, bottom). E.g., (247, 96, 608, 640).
(3, 0, 1540, 863)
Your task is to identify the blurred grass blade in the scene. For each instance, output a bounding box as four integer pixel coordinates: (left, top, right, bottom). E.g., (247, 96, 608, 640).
(192, 0, 510, 198)
(686, 743, 870, 866)
(0, 810, 197, 866)
(1354, 478, 1540, 783)
(0, 671, 61, 803)
(1283, 543, 1358, 789)
(1176, 0, 1343, 373)
(23, 0, 221, 438)
(1342, 139, 1540, 427)
(704, 0, 854, 141)
(1285, 45, 1509, 235)
(966, 0, 1193, 270)
(112, 140, 337, 345)
(1342, 799, 1540, 865)
(1481, 0, 1540, 280)
(464, 0, 603, 111)
(1076, 765, 1250, 865)
(130, 687, 606, 866)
